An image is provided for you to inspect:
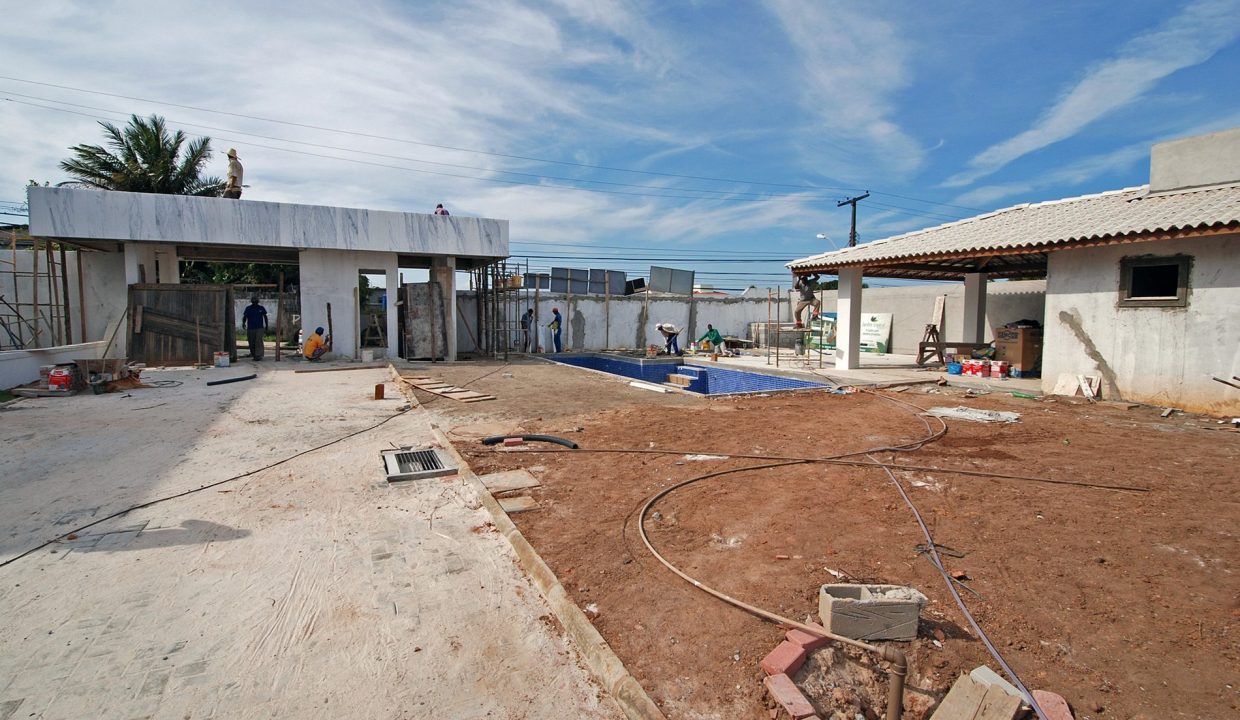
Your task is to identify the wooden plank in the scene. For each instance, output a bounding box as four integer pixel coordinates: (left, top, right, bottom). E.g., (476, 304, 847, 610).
(480, 469, 542, 493)
(498, 496, 539, 513)
(293, 363, 388, 374)
(974, 685, 1022, 720)
(930, 674, 988, 720)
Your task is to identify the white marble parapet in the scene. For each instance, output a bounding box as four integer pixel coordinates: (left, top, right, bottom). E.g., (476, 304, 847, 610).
(28, 188, 508, 258)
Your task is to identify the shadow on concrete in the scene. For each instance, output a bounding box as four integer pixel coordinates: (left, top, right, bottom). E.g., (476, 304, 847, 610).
(67, 519, 250, 553)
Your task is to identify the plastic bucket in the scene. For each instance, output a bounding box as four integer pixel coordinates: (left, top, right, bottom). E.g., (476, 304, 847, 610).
(48, 367, 74, 391)
(946, 362, 963, 375)
(214, 352, 230, 368)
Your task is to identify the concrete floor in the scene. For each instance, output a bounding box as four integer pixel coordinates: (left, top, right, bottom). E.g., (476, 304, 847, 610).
(688, 348, 1044, 395)
(0, 363, 619, 720)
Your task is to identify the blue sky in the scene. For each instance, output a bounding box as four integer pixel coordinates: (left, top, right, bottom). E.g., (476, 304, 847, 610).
(2, 0, 1238, 291)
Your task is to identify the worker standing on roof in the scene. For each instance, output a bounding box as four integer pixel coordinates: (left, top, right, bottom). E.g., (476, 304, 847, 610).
(434, 203, 449, 216)
(241, 296, 267, 360)
(223, 149, 243, 199)
(793, 273, 821, 329)
(656, 323, 681, 355)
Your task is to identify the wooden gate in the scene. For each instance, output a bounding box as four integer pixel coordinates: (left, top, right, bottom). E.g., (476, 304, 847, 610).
(128, 284, 236, 366)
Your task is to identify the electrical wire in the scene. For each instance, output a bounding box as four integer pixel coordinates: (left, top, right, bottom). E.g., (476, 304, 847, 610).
(488, 390, 1096, 720)
(0, 405, 413, 571)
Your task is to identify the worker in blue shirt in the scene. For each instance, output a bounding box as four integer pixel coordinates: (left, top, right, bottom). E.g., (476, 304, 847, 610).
(241, 296, 268, 360)
(549, 308, 563, 352)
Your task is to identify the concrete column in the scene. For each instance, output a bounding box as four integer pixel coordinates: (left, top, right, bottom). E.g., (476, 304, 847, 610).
(962, 272, 988, 343)
(835, 267, 864, 370)
(123, 243, 158, 285)
(154, 245, 180, 284)
(385, 263, 399, 359)
(431, 257, 457, 361)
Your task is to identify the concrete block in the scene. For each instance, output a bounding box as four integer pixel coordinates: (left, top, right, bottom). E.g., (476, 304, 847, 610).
(970, 665, 1020, 698)
(760, 640, 806, 676)
(818, 584, 928, 641)
(762, 674, 816, 719)
(1031, 690, 1075, 720)
(785, 627, 831, 651)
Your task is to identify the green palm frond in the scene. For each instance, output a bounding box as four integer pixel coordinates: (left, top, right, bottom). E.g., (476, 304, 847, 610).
(59, 114, 225, 197)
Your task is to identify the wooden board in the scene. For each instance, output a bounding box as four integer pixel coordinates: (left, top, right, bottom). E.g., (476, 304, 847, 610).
(404, 377, 495, 403)
(480, 469, 542, 493)
(498, 496, 539, 513)
(975, 685, 1022, 720)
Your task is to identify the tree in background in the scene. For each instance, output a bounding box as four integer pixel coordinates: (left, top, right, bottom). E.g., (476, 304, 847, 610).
(59, 114, 225, 196)
(179, 261, 299, 287)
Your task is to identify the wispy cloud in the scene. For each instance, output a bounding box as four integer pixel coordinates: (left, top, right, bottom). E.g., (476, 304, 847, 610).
(945, 0, 1240, 187)
(764, 0, 925, 179)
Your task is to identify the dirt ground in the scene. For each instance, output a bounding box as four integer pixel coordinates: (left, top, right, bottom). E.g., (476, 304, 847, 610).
(420, 357, 1240, 720)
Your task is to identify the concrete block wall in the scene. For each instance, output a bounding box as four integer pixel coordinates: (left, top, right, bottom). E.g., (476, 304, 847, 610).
(454, 279, 1047, 355)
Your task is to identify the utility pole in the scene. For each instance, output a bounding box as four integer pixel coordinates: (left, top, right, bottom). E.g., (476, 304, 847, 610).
(837, 192, 870, 247)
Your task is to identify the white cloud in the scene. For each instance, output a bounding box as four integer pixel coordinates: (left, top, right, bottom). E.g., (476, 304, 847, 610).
(945, 0, 1240, 187)
(765, 0, 924, 178)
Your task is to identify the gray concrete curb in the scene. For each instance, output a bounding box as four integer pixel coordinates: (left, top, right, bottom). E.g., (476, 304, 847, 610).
(390, 365, 664, 720)
(434, 433, 667, 720)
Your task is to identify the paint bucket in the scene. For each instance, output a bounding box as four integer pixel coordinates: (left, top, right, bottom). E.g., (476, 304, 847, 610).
(990, 361, 1009, 378)
(48, 366, 74, 391)
(946, 362, 962, 375)
(361, 349, 375, 362)
(214, 352, 230, 368)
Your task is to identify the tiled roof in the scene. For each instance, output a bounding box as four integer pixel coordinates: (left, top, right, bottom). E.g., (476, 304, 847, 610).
(789, 183, 1240, 270)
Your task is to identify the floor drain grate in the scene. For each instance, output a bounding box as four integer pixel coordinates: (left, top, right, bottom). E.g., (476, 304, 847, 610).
(381, 447, 457, 482)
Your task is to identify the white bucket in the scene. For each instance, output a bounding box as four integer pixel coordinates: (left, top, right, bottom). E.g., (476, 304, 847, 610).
(361, 349, 375, 362)
(214, 352, 230, 368)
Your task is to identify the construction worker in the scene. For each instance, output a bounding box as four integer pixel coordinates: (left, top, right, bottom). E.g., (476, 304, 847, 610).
(303, 327, 328, 361)
(696, 324, 728, 355)
(223, 149, 243, 199)
(241, 296, 268, 360)
(793, 273, 821, 328)
(656, 323, 681, 355)
(549, 308, 563, 352)
(520, 307, 534, 352)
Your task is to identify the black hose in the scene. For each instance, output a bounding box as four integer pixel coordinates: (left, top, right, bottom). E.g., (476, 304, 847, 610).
(481, 434, 579, 449)
(206, 374, 257, 386)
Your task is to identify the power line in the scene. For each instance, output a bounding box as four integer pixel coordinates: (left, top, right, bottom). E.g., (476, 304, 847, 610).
(0, 74, 982, 215)
(2, 96, 823, 204)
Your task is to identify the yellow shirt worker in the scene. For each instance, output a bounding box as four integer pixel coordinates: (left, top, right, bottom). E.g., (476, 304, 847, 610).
(303, 327, 328, 360)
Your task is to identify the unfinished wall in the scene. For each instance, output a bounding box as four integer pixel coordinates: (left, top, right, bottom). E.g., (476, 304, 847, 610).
(815, 280, 1046, 354)
(1042, 234, 1240, 414)
(1, 248, 123, 352)
(299, 249, 399, 360)
(453, 280, 1046, 355)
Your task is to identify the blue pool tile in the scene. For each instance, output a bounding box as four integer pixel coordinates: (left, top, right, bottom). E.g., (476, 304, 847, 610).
(552, 354, 827, 396)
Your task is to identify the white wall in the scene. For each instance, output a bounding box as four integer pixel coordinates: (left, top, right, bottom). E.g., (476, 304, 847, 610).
(1042, 234, 1240, 414)
(817, 280, 1046, 353)
(299, 248, 401, 360)
(0, 341, 107, 390)
(452, 280, 1047, 355)
(0, 248, 124, 351)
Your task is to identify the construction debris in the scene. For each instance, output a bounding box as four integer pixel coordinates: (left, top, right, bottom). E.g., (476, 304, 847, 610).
(925, 406, 1021, 423)
(399, 374, 495, 403)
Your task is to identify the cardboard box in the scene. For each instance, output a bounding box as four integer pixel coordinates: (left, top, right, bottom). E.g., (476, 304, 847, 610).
(994, 327, 1042, 371)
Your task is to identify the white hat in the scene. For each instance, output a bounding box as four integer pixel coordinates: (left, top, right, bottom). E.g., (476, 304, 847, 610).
(227, 148, 238, 158)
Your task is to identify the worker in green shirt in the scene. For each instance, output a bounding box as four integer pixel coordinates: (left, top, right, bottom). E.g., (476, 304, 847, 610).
(696, 324, 729, 355)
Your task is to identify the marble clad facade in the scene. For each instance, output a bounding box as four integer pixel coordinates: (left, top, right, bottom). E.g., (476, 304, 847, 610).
(27, 187, 511, 361)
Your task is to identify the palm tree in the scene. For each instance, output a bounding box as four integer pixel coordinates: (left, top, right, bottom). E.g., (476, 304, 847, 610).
(59, 114, 226, 196)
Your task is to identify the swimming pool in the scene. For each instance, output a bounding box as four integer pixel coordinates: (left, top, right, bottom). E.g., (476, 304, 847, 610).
(551, 353, 829, 396)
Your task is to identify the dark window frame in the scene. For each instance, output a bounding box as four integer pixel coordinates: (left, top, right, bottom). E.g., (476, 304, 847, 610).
(1118, 254, 1190, 308)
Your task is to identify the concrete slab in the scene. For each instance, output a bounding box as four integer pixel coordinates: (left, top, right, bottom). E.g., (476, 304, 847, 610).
(480, 469, 542, 493)
(0, 365, 619, 719)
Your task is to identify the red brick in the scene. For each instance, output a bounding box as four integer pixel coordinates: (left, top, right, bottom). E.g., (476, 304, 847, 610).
(786, 626, 831, 651)
(761, 640, 807, 676)
(502, 437, 524, 446)
(1032, 690, 1075, 720)
(762, 674, 816, 719)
